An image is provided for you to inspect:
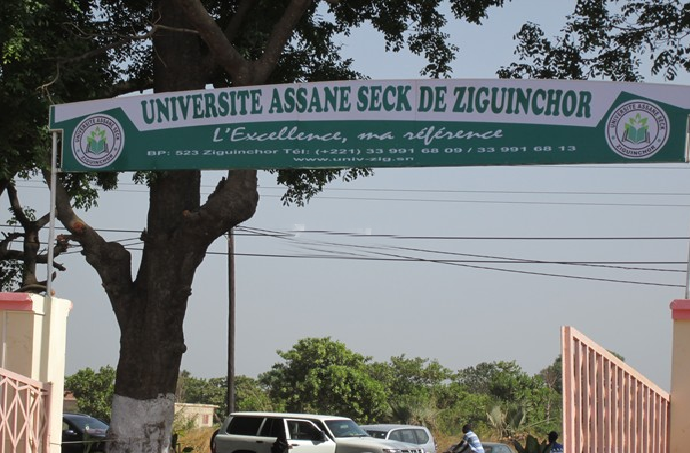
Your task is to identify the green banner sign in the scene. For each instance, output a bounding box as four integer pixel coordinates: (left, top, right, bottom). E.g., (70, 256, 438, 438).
(49, 79, 690, 172)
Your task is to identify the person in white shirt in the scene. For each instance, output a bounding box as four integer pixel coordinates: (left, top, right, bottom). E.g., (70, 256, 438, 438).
(456, 424, 484, 453)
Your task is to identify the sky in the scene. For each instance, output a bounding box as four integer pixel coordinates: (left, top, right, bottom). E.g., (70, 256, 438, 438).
(4, 0, 690, 392)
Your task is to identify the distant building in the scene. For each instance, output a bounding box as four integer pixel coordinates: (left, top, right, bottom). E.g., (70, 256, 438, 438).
(174, 403, 218, 428)
(63, 390, 79, 413)
(64, 393, 218, 428)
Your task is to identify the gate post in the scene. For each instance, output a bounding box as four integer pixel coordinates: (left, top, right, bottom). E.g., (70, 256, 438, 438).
(670, 299, 690, 453)
(0, 293, 72, 453)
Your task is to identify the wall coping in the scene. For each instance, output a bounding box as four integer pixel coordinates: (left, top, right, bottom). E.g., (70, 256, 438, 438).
(670, 299, 690, 319)
(0, 293, 35, 312)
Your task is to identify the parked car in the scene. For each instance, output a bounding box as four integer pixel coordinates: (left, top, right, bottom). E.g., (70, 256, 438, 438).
(213, 412, 425, 453)
(360, 424, 436, 453)
(446, 441, 514, 453)
(62, 413, 109, 453)
(481, 442, 514, 453)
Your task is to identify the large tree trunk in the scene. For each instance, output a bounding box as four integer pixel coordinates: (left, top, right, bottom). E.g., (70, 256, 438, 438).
(109, 171, 204, 452)
(106, 1, 230, 451)
(52, 0, 301, 450)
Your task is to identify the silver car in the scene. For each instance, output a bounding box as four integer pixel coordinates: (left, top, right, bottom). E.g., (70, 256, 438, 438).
(361, 424, 437, 453)
(213, 413, 425, 453)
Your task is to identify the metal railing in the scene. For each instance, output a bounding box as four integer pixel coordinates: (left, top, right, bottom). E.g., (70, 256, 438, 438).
(562, 326, 670, 453)
(0, 366, 51, 453)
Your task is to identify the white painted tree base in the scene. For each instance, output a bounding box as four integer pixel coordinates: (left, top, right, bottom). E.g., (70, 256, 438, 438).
(108, 393, 175, 453)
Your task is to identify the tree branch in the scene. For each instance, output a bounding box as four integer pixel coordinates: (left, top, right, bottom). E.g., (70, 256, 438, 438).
(254, 0, 313, 83)
(44, 170, 134, 301)
(199, 0, 258, 85)
(40, 24, 186, 95)
(0, 178, 9, 198)
(106, 78, 155, 98)
(35, 253, 67, 271)
(0, 233, 23, 260)
(55, 24, 198, 66)
(174, 0, 253, 84)
(182, 169, 259, 239)
(175, 0, 315, 86)
(0, 231, 66, 269)
(223, 0, 257, 43)
(36, 216, 51, 230)
(6, 182, 31, 226)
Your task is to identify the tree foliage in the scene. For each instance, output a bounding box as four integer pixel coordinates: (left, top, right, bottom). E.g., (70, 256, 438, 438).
(453, 361, 560, 438)
(368, 355, 452, 428)
(498, 0, 690, 81)
(64, 365, 116, 422)
(0, 0, 123, 292)
(176, 370, 227, 414)
(456, 361, 533, 402)
(66, 343, 564, 444)
(176, 371, 275, 420)
(175, 372, 275, 418)
(252, 338, 561, 440)
(234, 375, 275, 412)
(259, 337, 388, 422)
(539, 355, 562, 395)
(379, 355, 453, 397)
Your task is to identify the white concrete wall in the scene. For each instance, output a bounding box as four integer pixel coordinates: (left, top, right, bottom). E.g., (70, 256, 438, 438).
(174, 403, 218, 428)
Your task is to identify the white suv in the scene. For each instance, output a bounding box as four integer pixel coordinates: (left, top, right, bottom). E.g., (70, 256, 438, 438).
(213, 412, 424, 453)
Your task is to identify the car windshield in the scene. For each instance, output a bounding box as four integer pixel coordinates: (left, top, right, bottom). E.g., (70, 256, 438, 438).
(69, 417, 109, 433)
(365, 430, 387, 439)
(324, 420, 370, 438)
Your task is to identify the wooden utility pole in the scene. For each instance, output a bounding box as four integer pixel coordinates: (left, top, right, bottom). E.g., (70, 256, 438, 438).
(227, 229, 235, 415)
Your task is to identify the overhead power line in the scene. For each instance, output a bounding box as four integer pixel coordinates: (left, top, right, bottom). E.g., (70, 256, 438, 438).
(1, 224, 687, 288)
(17, 180, 690, 198)
(13, 181, 690, 207)
(237, 226, 686, 287)
(3, 223, 690, 242)
(50, 231, 689, 271)
(104, 246, 684, 289)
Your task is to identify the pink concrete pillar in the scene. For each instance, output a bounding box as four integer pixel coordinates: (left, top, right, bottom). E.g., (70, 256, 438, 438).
(0, 292, 72, 453)
(670, 299, 690, 453)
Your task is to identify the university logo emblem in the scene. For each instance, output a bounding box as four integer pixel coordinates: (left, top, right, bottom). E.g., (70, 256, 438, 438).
(71, 114, 124, 168)
(605, 100, 669, 159)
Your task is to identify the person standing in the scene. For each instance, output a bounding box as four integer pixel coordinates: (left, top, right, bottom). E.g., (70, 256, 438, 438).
(271, 429, 290, 453)
(545, 431, 564, 452)
(455, 424, 485, 453)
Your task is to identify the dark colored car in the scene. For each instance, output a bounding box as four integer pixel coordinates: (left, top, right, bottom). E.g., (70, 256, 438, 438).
(479, 442, 514, 453)
(62, 413, 109, 453)
(446, 441, 514, 453)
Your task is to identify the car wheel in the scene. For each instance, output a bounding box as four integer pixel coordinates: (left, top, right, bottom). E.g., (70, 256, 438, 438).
(210, 428, 220, 453)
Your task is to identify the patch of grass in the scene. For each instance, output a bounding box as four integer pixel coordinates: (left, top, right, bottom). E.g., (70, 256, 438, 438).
(435, 431, 461, 453)
(173, 426, 217, 453)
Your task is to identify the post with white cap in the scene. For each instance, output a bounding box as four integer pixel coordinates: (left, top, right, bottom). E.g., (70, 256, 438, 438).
(669, 299, 690, 452)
